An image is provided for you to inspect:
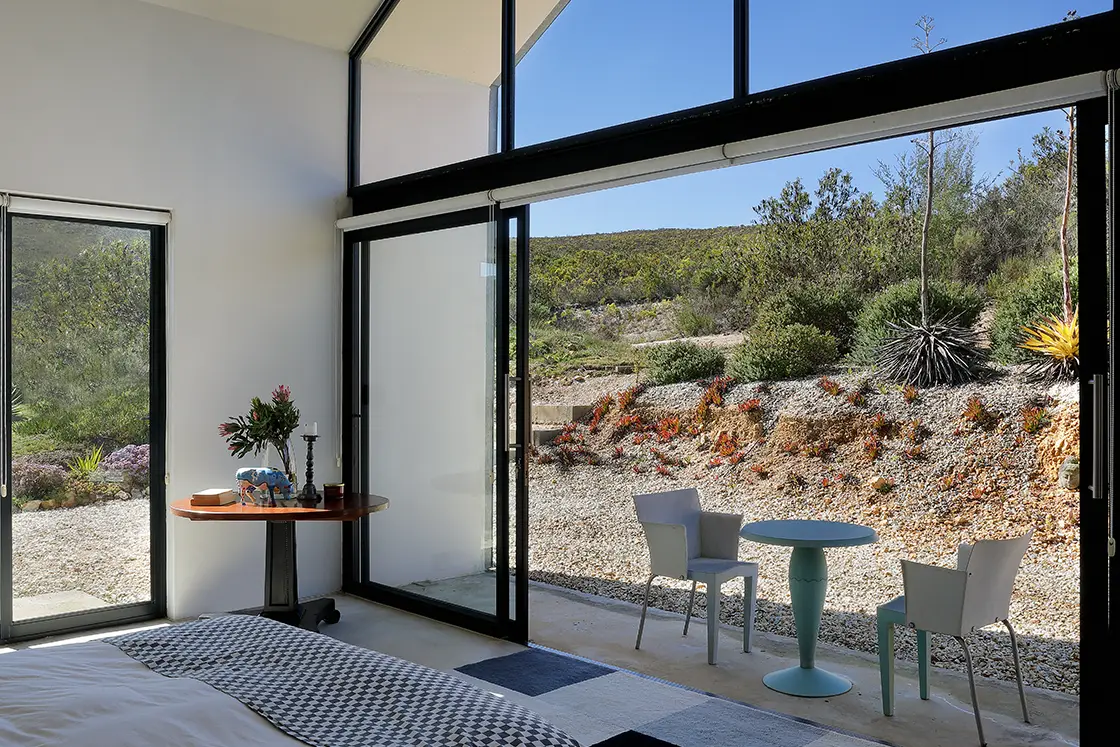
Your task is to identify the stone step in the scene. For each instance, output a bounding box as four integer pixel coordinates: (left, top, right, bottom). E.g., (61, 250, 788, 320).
(531, 403, 593, 424)
(512, 426, 566, 447)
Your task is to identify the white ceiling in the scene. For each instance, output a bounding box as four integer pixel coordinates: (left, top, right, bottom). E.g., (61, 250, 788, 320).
(365, 0, 567, 86)
(139, 1, 568, 85)
(140, 0, 383, 52)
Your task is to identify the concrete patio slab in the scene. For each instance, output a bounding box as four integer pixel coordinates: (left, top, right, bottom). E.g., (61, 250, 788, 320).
(12, 590, 110, 620)
(528, 583, 1079, 747)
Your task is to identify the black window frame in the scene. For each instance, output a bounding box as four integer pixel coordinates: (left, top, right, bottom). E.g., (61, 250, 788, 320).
(0, 210, 167, 644)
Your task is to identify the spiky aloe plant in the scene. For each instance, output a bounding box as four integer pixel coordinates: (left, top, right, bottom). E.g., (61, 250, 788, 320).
(1020, 310, 1079, 381)
(875, 317, 985, 387)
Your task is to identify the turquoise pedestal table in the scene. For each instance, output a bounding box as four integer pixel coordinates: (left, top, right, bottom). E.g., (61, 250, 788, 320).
(740, 519, 878, 698)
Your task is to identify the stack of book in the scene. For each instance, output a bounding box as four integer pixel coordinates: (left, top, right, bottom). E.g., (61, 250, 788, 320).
(190, 488, 237, 506)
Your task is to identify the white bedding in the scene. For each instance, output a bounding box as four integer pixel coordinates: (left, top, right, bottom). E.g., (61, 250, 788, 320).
(0, 641, 305, 746)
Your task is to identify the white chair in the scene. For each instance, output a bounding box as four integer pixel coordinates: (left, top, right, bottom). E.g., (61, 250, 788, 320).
(633, 488, 758, 665)
(894, 531, 1033, 747)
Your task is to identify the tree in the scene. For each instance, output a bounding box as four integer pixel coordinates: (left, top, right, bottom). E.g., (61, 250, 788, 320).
(912, 15, 949, 327)
(1054, 9, 1080, 326)
(1058, 106, 1075, 324)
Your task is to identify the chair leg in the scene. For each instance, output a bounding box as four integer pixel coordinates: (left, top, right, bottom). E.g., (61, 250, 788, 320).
(1002, 619, 1030, 723)
(635, 575, 654, 650)
(683, 580, 697, 636)
(877, 613, 894, 717)
(917, 629, 931, 700)
(955, 636, 987, 747)
(743, 574, 756, 654)
(706, 581, 720, 665)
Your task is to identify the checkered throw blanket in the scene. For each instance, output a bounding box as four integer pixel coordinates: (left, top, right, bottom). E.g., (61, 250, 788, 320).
(106, 615, 581, 747)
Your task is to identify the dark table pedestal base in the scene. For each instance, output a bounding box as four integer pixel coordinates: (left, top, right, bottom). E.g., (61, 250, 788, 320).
(234, 597, 341, 632)
(209, 520, 342, 633)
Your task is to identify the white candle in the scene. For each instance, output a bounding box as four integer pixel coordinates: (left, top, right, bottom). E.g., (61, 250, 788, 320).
(306, 422, 318, 437)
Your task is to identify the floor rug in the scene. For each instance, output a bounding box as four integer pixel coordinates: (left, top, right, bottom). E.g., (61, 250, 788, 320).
(455, 647, 898, 747)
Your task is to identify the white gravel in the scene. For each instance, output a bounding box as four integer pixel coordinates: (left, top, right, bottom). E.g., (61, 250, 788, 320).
(13, 500, 151, 607)
(528, 367, 1081, 694)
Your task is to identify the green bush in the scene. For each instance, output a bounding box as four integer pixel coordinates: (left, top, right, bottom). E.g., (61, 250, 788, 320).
(850, 279, 985, 364)
(730, 324, 838, 381)
(672, 299, 718, 337)
(20, 387, 149, 447)
(753, 284, 862, 355)
(991, 260, 1078, 364)
(528, 326, 636, 379)
(644, 341, 726, 385)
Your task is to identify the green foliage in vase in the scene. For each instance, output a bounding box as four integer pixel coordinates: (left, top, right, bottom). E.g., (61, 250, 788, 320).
(219, 386, 301, 473)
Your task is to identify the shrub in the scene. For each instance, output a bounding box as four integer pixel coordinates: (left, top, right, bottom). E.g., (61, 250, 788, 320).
(730, 324, 838, 381)
(850, 279, 985, 364)
(991, 259, 1078, 364)
(67, 445, 104, 480)
(102, 444, 151, 488)
(1019, 311, 1079, 381)
(528, 326, 636, 379)
(644, 341, 726, 385)
(19, 387, 150, 447)
(672, 299, 718, 337)
(12, 431, 61, 457)
(12, 460, 67, 501)
(876, 319, 986, 386)
(752, 284, 862, 355)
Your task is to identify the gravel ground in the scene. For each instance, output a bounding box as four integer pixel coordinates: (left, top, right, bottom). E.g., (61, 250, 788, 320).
(528, 367, 1081, 694)
(13, 500, 150, 607)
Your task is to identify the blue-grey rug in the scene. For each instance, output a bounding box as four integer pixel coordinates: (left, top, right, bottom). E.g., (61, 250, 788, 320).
(455, 647, 898, 747)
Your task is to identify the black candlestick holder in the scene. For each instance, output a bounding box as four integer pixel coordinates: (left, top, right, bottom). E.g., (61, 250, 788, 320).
(301, 434, 319, 500)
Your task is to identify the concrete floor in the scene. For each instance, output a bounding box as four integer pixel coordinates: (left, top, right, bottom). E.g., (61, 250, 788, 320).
(400, 572, 514, 616)
(12, 590, 109, 620)
(2, 589, 1079, 747)
(529, 583, 1079, 747)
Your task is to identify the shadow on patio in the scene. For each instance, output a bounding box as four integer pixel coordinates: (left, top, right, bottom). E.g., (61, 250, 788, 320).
(526, 575, 1079, 747)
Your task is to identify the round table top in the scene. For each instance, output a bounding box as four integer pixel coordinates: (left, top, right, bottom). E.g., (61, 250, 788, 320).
(171, 493, 389, 522)
(739, 519, 878, 548)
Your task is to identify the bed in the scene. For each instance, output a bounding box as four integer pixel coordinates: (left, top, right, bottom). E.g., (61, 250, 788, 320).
(0, 614, 581, 747)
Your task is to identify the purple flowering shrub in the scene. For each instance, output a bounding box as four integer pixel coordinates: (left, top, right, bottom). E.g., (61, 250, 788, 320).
(102, 444, 150, 488)
(13, 459, 67, 501)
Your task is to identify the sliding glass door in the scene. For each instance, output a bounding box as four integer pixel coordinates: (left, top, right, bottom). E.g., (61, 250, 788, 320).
(1, 200, 166, 642)
(342, 208, 529, 641)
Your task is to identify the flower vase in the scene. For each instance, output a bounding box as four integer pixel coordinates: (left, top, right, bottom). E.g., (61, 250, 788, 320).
(276, 439, 298, 493)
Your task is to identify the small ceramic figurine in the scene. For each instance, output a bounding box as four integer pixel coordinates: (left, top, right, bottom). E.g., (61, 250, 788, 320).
(235, 467, 294, 507)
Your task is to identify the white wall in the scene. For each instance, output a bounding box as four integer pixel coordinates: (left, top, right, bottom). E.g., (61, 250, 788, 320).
(365, 225, 492, 588)
(360, 58, 492, 183)
(0, 0, 348, 619)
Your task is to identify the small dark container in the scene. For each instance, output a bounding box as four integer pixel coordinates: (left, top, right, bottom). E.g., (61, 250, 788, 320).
(324, 483, 345, 499)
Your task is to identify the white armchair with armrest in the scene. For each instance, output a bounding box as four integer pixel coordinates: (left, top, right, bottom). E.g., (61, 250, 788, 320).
(633, 488, 758, 665)
(881, 531, 1033, 747)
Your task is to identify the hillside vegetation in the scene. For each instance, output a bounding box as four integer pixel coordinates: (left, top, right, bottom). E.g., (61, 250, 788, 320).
(526, 127, 1079, 381)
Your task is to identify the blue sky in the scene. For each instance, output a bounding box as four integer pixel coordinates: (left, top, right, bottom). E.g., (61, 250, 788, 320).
(515, 0, 1111, 236)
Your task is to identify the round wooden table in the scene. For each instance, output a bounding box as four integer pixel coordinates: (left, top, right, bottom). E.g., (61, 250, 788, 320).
(740, 519, 878, 698)
(171, 493, 389, 631)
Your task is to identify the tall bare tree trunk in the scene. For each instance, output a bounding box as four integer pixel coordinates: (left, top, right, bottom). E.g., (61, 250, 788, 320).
(1059, 108, 1075, 324)
(920, 130, 934, 327)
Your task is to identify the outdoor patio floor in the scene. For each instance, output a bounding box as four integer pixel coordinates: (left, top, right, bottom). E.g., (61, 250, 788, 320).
(528, 582, 1079, 747)
(3, 587, 1079, 747)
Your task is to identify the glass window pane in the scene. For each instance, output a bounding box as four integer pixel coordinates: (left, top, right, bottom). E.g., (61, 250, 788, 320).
(516, 0, 734, 147)
(10, 216, 152, 621)
(750, 1, 1112, 93)
(365, 222, 501, 617)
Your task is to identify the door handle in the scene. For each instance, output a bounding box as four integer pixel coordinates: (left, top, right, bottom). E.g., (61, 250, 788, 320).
(504, 373, 521, 454)
(1091, 374, 1107, 500)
